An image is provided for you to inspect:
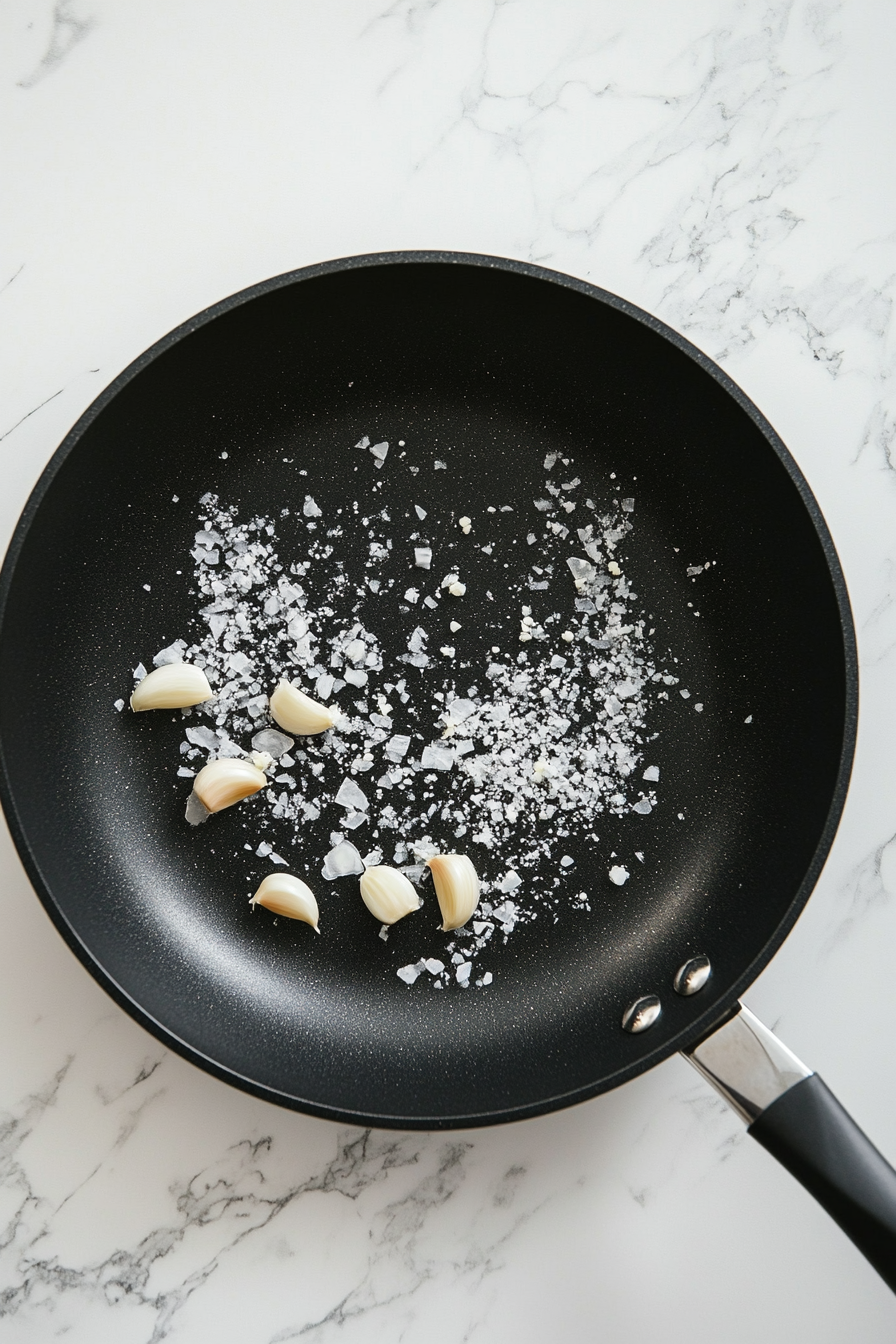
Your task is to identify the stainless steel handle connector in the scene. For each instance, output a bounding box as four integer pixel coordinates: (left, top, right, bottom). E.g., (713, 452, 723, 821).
(683, 1004, 813, 1124)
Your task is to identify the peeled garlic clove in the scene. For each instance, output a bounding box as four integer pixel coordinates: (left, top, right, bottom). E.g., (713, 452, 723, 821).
(251, 873, 320, 931)
(190, 758, 267, 818)
(270, 681, 340, 735)
(130, 663, 214, 711)
(359, 865, 421, 925)
(426, 854, 480, 931)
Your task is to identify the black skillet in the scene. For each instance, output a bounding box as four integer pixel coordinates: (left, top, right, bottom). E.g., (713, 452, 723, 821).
(2, 253, 895, 1288)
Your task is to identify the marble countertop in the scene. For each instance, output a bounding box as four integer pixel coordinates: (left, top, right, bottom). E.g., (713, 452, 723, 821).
(3, 1, 896, 1339)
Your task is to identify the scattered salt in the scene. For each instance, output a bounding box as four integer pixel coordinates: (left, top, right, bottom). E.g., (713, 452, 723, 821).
(335, 778, 369, 812)
(322, 840, 365, 880)
(153, 640, 187, 666)
(608, 865, 629, 886)
(414, 547, 432, 569)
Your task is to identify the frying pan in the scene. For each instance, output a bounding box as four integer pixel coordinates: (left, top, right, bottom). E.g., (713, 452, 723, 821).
(2, 252, 895, 1289)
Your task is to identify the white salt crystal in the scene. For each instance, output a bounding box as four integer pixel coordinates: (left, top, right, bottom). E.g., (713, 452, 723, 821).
(335, 778, 369, 812)
(315, 673, 334, 700)
(456, 962, 472, 986)
(459, 516, 472, 533)
(567, 556, 595, 587)
(404, 588, 420, 603)
(408, 627, 428, 653)
(414, 504, 427, 519)
(423, 597, 437, 609)
(414, 547, 432, 569)
(642, 765, 659, 781)
(560, 855, 574, 868)
(386, 734, 411, 759)
(397, 963, 422, 985)
(345, 639, 366, 664)
(680, 689, 691, 700)
(153, 640, 187, 666)
(481, 972, 493, 986)
(114, 698, 125, 712)
(609, 865, 630, 885)
(695, 703, 704, 712)
(186, 725, 219, 751)
(133, 663, 147, 681)
(622, 498, 635, 512)
(441, 572, 459, 589)
(440, 646, 455, 657)
(355, 435, 370, 450)
(177, 766, 194, 777)
(449, 620, 461, 633)
(370, 441, 389, 464)
(322, 840, 365, 880)
(421, 743, 454, 771)
(544, 453, 557, 469)
(446, 697, 475, 723)
(256, 842, 272, 857)
(424, 959, 445, 975)
(448, 582, 466, 597)
(434, 460, 447, 470)
(632, 799, 652, 814)
(303, 496, 322, 517)
(635, 852, 645, 863)
(344, 668, 368, 687)
(745, 714, 753, 723)
(500, 871, 522, 893)
(185, 792, 209, 826)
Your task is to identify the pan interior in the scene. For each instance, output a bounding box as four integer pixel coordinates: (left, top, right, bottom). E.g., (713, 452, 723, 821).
(0, 260, 850, 1125)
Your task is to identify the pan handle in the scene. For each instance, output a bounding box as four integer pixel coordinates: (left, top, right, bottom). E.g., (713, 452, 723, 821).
(683, 1005, 896, 1292)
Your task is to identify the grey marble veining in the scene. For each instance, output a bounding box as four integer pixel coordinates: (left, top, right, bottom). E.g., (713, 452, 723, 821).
(2, 0, 896, 1339)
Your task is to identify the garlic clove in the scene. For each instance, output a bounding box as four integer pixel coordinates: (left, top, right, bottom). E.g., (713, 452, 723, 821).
(250, 873, 320, 931)
(270, 681, 340, 735)
(426, 854, 480, 931)
(359, 866, 421, 925)
(130, 663, 214, 711)
(189, 758, 267, 819)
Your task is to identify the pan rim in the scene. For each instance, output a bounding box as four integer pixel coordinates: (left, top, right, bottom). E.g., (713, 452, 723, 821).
(0, 250, 859, 1129)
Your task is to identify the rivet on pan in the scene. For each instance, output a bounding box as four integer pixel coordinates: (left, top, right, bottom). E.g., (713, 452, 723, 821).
(673, 955, 711, 997)
(622, 995, 661, 1034)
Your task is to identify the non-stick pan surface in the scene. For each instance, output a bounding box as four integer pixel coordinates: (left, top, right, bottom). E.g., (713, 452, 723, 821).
(0, 254, 855, 1127)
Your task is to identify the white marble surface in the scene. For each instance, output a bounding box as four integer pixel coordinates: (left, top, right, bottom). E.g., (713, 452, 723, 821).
(3, 1, 896, 1338)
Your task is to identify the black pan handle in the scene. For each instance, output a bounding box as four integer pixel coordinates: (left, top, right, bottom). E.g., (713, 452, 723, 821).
(684, 1005, 896, 1292)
